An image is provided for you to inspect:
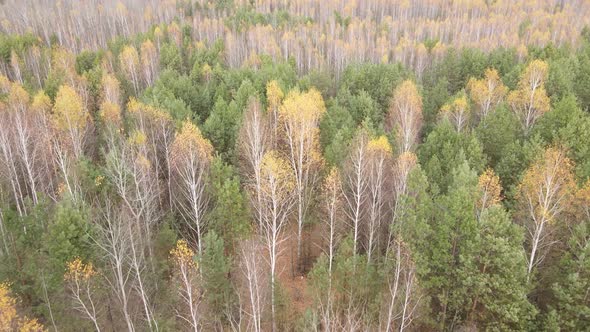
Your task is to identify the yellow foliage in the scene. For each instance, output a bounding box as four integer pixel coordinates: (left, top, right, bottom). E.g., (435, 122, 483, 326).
(127, 98, 172, 124)
(170, 239, 197, 269)
(171, 120, 213, 163)
(279, 88, 326, 123)
(520, 59, 549, 89)
(518, 146, 575, 225)
(31, 91, 51, 113)
(0, 74, 10, 93)
(64, 258, 97, 282)
(367, 135, 392, 154)
(266, 80, 284, 112)
(8, 83, 30, 108)
(101, 73, 121, 104)
(99, 102, 122, 127)
(0, 283, 46, 332)
(478, 168, 503, 210)
(323, 167, 342, 195)
(0, 282, 18, 330)
(52, 85, 88, 131)
(440, 95, 470, 132)
(201, 63, 212, 81)
(467, 68, 507, 117)
(261, 150, 295, 193)
(128, 130, 147, 147)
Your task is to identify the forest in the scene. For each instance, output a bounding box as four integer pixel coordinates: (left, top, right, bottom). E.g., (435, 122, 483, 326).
(0, 0, 589, 331)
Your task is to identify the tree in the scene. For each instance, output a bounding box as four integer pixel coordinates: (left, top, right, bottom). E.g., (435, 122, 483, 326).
(64, 258, 100, 332)
(0, 282, 46, 332)
(119, 45, 141, 94)
(170, 120, 214, 257)
(365, 136, 393, 263)
(278, 88, 326, 270)
(237, 239, 268, 332)
(388, 80, 423, 153)
(381, 239, 420, 332)
(239, 98, 269, 228)
(140, 40, 158, 87)
(200, 231, 232, 328)
(255, 151, 295, 331)
(508, 60, 550, 133)
(342, 129, 369, 255)
(321, 167, 344, 276)
(476, 168, 502, 219)
(517, 146, 576, 279)
(467, 68, 507, 120)
(266, 80, 284, 147)
(170, 239, 202, 331)
(52, 84, 90, 160)
(440, 94, 471, 133)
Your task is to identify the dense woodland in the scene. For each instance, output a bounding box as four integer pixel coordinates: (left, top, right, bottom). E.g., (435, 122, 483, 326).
(0, 0, 590, 331)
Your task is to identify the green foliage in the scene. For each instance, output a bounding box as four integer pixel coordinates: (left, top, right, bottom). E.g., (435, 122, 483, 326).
(340, 62, 409, 111)
(200, 231, 233, 323)
(419, 120, 486, 193)
(206, 157, 251, 250)
(320, 99, 355, 165)
(547, 223, 590, 330)
(203, 97, 241, 160)
(475, 105, 521, 168)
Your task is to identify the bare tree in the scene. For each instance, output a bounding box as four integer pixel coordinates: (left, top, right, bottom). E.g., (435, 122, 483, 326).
(239, 98, 269, 228)
(343, 130, 369, 256)
(253, 151, 295, 331)
(238, 239, 269, 332)
(170, 239, 203, 331)
(64, 258, 102, 332)
(170, 120, 214, 257)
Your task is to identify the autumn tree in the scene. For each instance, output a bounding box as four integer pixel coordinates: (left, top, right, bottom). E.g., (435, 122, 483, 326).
(254, 151, 295, 331)
(140, 39, 158, 87)
(343, 129, 369, 255)
(52, 84, 90, 160)
(170, 239, 202, 331)
(467, 68, 507, 120)
(266, 80, 284, 147)
(381, 239, 420, 332)
(518, 146, 576, 279)
(170, 121, 214, 257)
(239, 98, 269, 228)
(237, 239, 269, 332)
(126, 99, 175, 206)
(440, 95, 471, 133)
(64, 258, 101, 331)
(388, 80, 423, 153)
(0, 282, 46, 331)
(508, 60, 550, 133)
(476, 168, 502, 219)
(365, 136, 393, 263)
(119, 45, 141, 94)
(278, 88, 326, 270)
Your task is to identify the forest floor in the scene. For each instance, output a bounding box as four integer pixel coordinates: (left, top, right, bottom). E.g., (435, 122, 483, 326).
(276, 223, 322, 321)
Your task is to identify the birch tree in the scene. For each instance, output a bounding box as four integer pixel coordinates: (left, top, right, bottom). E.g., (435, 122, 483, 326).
(170, 120, 214, 257)
(518, 146, 575, 278)
(508, 60, 550, 133)
(64, 258, 101, 332)
(343, 129, 369, 255)
(255, 151, 295, 331)
(388, 80, 422, 153)
(239, 98, 269, 227)
(467, 68, 507, 120)
(170, 239, 202, 331)
(365, 136, 393, 263)
(278, 88, 326, 270)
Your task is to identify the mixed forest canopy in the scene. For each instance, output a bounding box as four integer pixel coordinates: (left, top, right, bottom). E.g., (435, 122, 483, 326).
(0, 0, 589, 331)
